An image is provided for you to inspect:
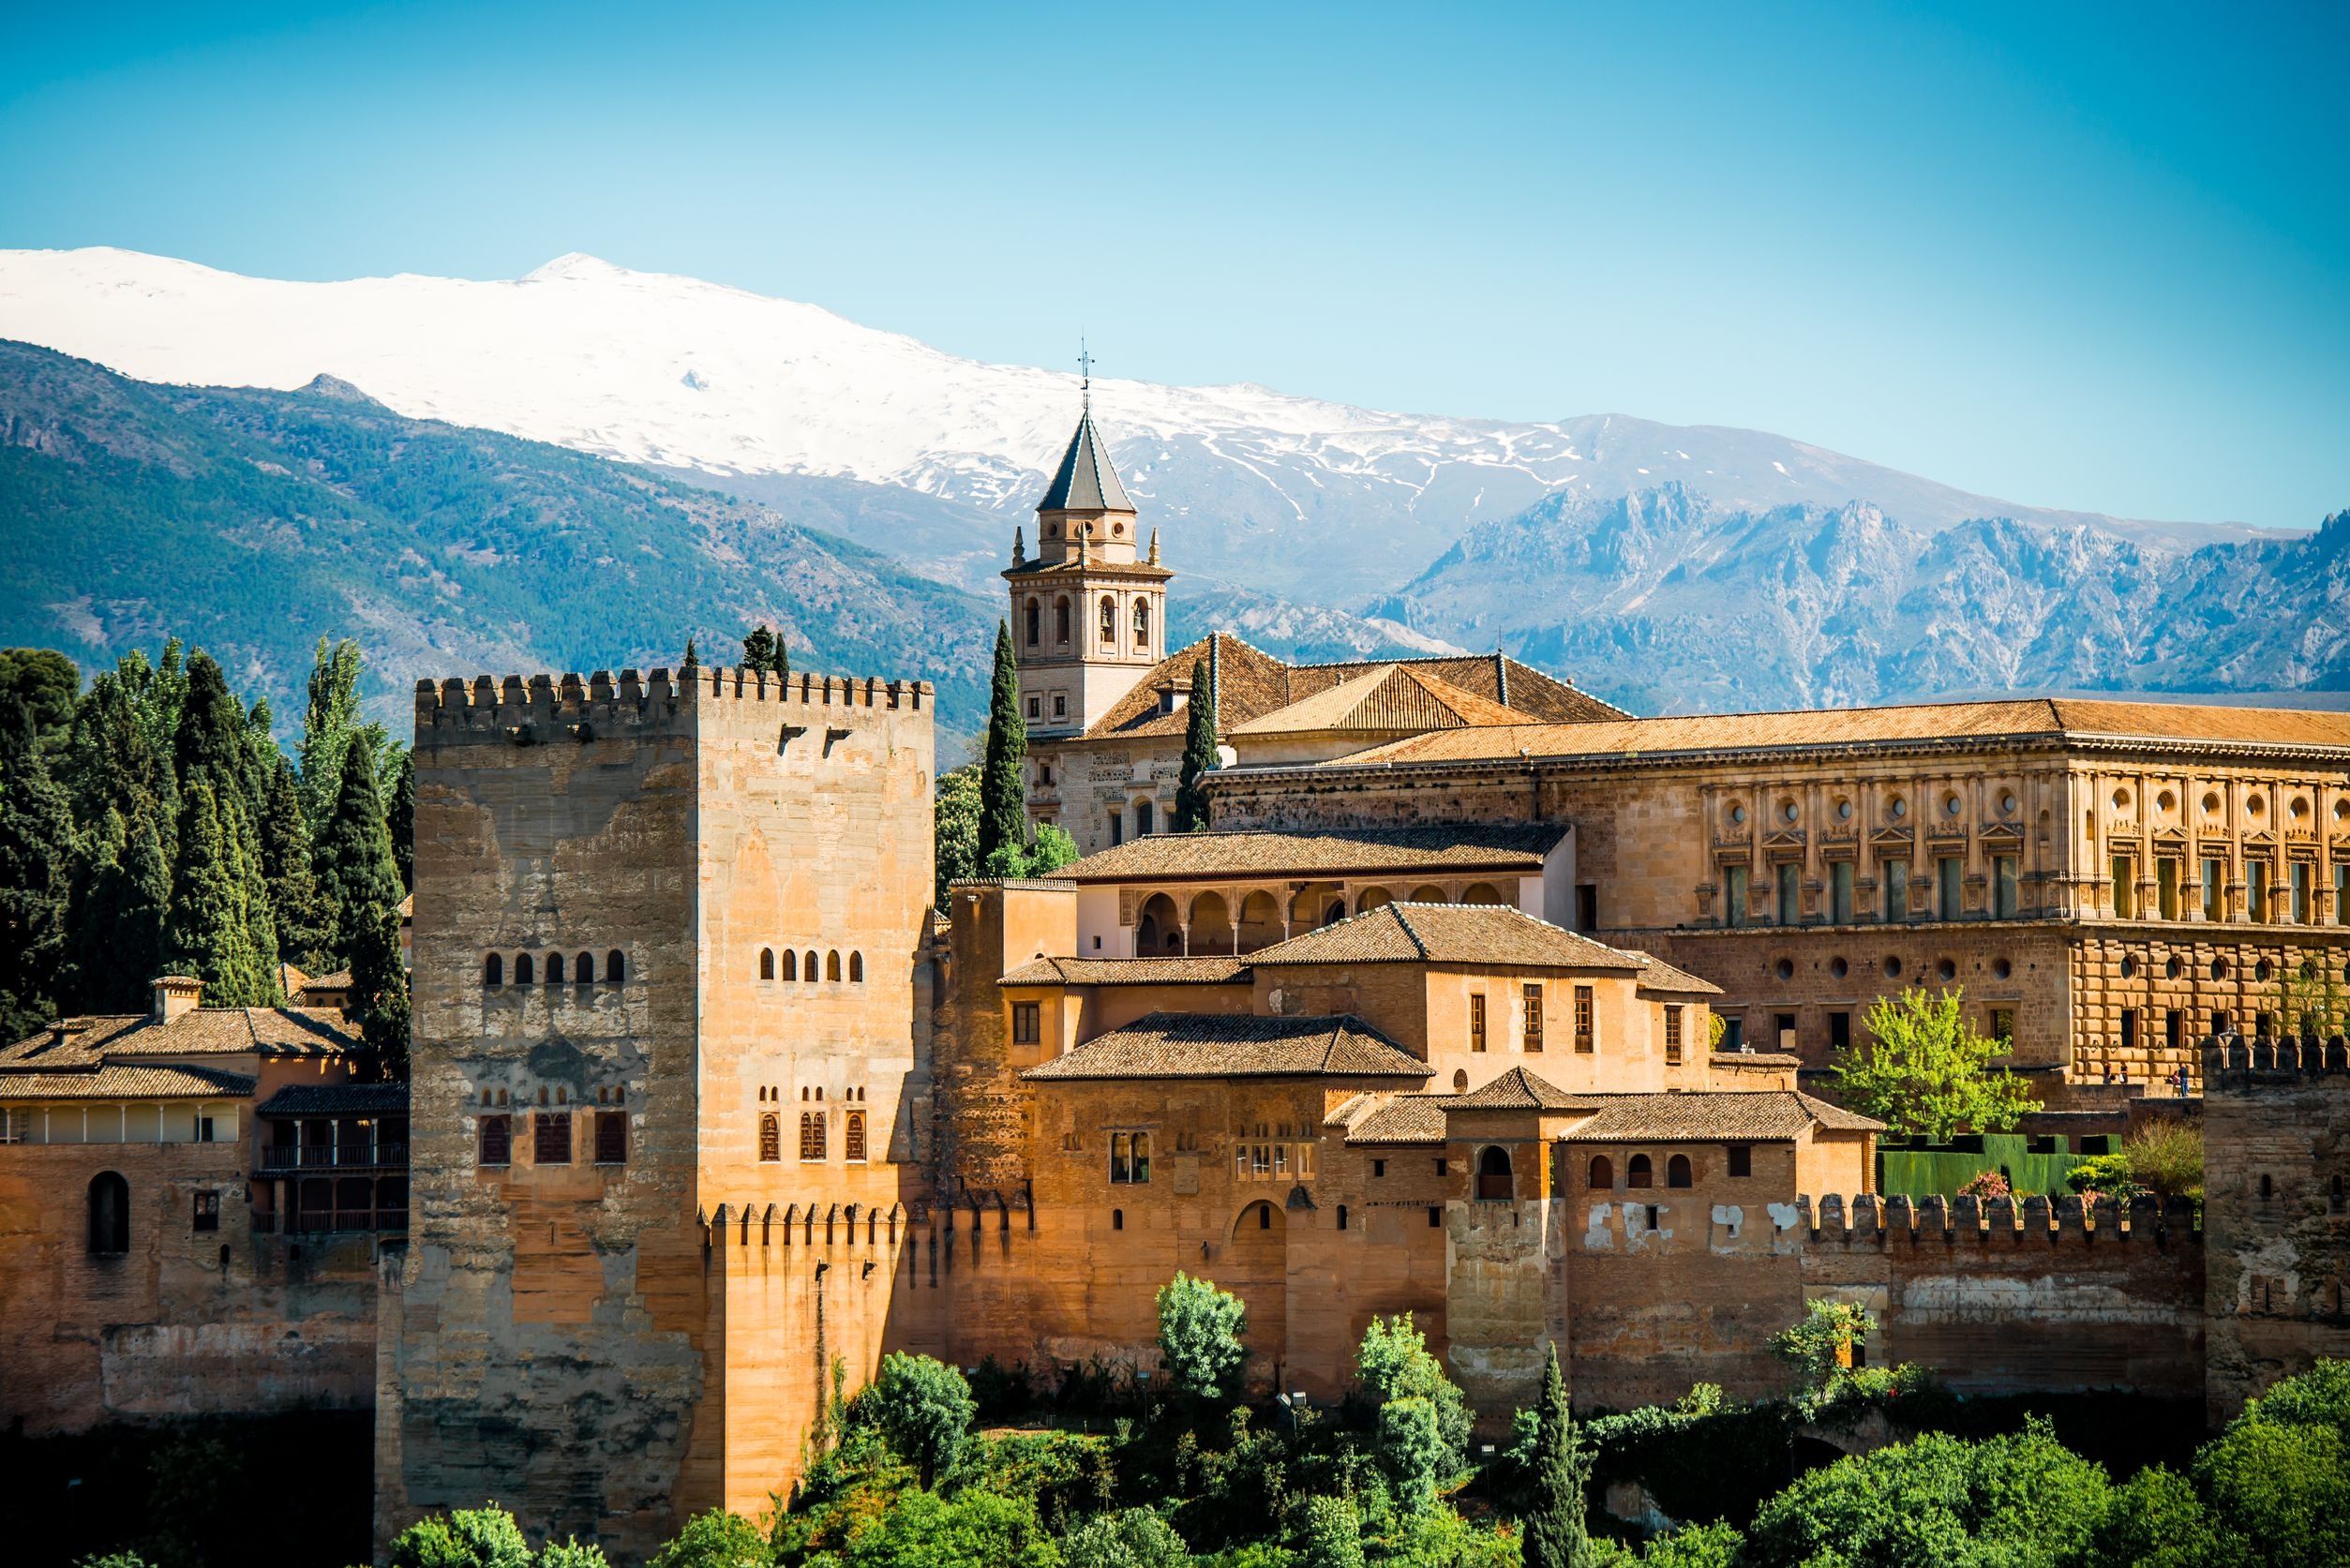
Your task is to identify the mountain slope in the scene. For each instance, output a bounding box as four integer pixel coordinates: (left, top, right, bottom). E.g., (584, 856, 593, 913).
(0, 247, 2259, 611)
(0, 340, 999, 744)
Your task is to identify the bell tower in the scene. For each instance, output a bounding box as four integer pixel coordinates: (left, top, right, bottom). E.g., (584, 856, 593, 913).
(1004, 363, 1172, 741)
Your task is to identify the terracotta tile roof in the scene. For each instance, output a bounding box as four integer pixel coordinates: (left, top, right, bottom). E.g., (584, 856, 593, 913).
(1248, 903, 1643, 971)
(1564, 1091, 1883, 1142)
(999, 956, 1254, 986)
(0, 1062, 257, 1101)
(1231, 665, 1524, 739)
(0, 1008, 360, 1069)
(1317, 697, 2350, 770)
(1441, 1065, 1587, 1111)
(256, 1082, 410, 1116)
(1056, 824, 1565, 882)
(1710, 1051, 1804, 1068)
(1023, 1012, 1432, 1083)
(1622, 951, 1725, 996)
(1339, 1095, 1451, 1144)
(1286, 654, 1626, 724)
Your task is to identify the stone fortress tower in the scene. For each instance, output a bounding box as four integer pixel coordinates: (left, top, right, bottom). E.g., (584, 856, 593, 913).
(376, 666, 936, 1562)
(1003, 380, 1173, 739)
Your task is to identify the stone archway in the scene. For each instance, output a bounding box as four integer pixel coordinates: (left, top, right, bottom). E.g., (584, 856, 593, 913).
(1236, 890, 1285, 952)
(1461, 882, 1504, 906)
(1190, 891, 1235, 954)
(1355, 886, 1395, 914)
(1137, 892, 1184, 955)
(1224, 1200, 1288, 1386)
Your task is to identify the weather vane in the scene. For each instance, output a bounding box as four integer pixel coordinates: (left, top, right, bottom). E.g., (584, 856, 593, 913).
(1078, 336, 1095, 410)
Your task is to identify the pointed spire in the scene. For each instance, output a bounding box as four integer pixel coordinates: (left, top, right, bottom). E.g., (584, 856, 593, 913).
(1036, 407, 1133, 515)
(1078, 525, 1091, 564)
(1012, 525, 1025, 565)
(1147, 527, 1160, 566)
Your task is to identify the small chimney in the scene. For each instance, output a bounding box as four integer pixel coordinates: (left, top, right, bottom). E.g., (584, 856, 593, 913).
(153, 975, 202, 1023)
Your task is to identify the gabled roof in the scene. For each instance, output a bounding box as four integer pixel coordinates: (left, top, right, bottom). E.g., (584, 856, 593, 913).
(1023, 1012, 1431, 1082)
(999, 956, 1253, 987)
(1231, 665, 1524, 738)
(257, 1082, 410, 1116)
(1332, 1094, 1451, 1145)
(0, 1062, 257, 1101)
(1037, 409, 1134, 514)
(1442, 1065, 1586, 1111)
(1564, 1091, 1883, 1142)
(1621, 950, 1726, 996)
(1055, 824, 1565, 882)
(1247, 902, 1642, 971)
(0, 1007, 361, 1069)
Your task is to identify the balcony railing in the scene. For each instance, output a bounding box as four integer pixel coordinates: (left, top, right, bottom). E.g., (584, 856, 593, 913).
(261, 1142, 408, 1171)
(277, 1208, 409, 1234)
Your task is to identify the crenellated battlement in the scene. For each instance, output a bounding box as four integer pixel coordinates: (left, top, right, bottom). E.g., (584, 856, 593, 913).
(1792, 1190, 2201, 1247)
(412, 664, 934, 742)
(2203, 1031, 2350, 1088)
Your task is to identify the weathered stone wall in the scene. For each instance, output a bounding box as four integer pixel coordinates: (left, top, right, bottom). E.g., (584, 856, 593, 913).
(2203, 1043, 2350, 1424)
(0, 1142, 377, 1435)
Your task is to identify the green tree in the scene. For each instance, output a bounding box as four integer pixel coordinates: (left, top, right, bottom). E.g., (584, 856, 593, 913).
(1742, 1420, 2110, 1568)
(388, 1505, 533, 1568)
(836, 1486, 1058, 1568)
(1358, 1313, 1474, 1508)
(1026, 822, 1079, 876)
(175, 651, 260, 810)
(2276, 958, 2350, 1041)
(648, 1509, 770, 1568)
(977, 621, 1027, 870)
(2194, 1374, 2350, 1568)
(68, 795, 170, 1013)
(1830, 985, 2039, 1141)
(1637, 1522, 1744, 1568)
(260, 754, 332, 967)
(161, 778, 275, 1006)
(1769, 1298, 1874, 1390)
(536, 1540, 611, 1568)
(1156, 1270, 1249, 1403)
(351, 899, 411, 1079)
(2238, 1356, 2350, 1439)
(299, 637, 378, 832)
(1377, 1396, 1449, 1515)
(387, 747, 415, 895)
(1297, 1494, 1366, 1568)
(1172, 659, 1218, 832)
(2122, 1122, 2204, 1202)
(2083, 1466, 2246, 1568)
(0, 702, 77, 1038)
(935, 762, 982, 906)
(863, 1351, 977, 1487)
(742, 624, 778, 674)
(1521, 1342, 1596, 1568)
(681, 635, 700, 670)
(0, 647, 82, 752)
(1061, 1507, 1190, 1568)
(316, 736, 402, 965)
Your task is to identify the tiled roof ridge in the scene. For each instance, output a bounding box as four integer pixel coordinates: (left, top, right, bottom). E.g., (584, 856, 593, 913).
(1382, 903, 1433, 959)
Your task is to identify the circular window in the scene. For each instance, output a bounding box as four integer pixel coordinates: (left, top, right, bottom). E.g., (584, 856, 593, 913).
(2202, 792, 2222, 816)
(1890, 798, 1908, 819)
(1837, 799, 1854, 820)
(2255, 959, 2274, 982)
(2249, 795, 2267, 817)
(1113, 522, 1125, 536)
(1783, 801, 1800, 823)
(1999, 792, 2018, 815)
(1831, 955, 1849, 978)
(2157, 789, 2177, 813)
(2335, 799, 2350, 822)
(1775, 958, 1795, 980)
(1883, 955, 1904, 978)
(2292, 797, 2311, 819)
(2112, 788, 2131, 811)
(2165, 956, 2182, 979)
(1992, 957, 2013, 980)
(1946, 795, 1963, 816)
(1936, 958, 1957, 982)
(2120, 956, 2138, 979)
(1729, 804, 1747, 826)
(2211, 958, 2230, 981)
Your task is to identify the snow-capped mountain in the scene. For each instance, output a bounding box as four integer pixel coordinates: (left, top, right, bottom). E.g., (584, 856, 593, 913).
(0, 246, 2256, 609)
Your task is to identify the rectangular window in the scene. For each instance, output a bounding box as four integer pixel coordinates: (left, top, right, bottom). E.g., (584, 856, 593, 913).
(1990, 1008, 2015, 1044)
(2292, 861, 2313, 925)
(2110, 856, 2135, 918)
(192, 1190, 220, 1232)
(1776, 861, 1801, 925)
(2156, 859, 2180, 920)
(594, 1111, 627, 1165)
(2120, 1008, 2139, 1053)
(1053, 693, 1067, 719)
(1728, 1144, 1752, 1178)
(1011, 1002, 1040, 1044)
(2338, 864, 2349, 925)
(1252, 1142, 1271, 1177)
(845, 1111, 867, 1163)
(1829, 1011, 1850, 1053)
(1469, 993, 1487, 1053)
(1295, 1141, 1314, 1180)
(479, 1114, 511, 1167)
(1524, 984, 1545, 1052)
(1721, 1017, 1744, 1052)
(2213, 1008, 2231, 1037)
(1109, 811, 1124, 847)
(1273, 1143, 1289, 1177)
(1026, 696, 1040, 721)
(759, 1113, 781, 1162)
(1938, 857, 1964, 920)
(1884, 860, 1908, 922)
(0, 1106, 24, 1144)
(2202, 858, 2223, 920)
(1664, 1005, 1684, 1066)
(1112, 1131, 1131, 1184)
(1372, 1157, 1386, 1178)
(1995, 856, 2020, 920)
(1724, 865, 1749, 928)
(533, 1112, 572, 1166)
(1235, 1143, 1250, 1181)
(1577, 884, 1598, 932)
(1428, 1206, 1444, 1229)
(1830, 860, 1853, 924)
(1775, 1012, 1797, 1048)
(2249, 860, 2269, 923)
(800, 1112, 826, 1161)
(1574, 985, 1594, 1053)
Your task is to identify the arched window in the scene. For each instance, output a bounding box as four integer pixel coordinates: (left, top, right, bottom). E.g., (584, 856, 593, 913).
(758, 1113, 780, 1163)
(484, 953, 502, 987)
(1627, 1154, 1654, 1188)
(783, 949, 799, 981)
(1133, 599, 1150, 650)
(88, 1172, 129, 1254)
(804, 951, 820, 983)
(759, 948, 775, 980)
(1112, 1208, 1124, 1231)
(1135, 799, 1154, 836)
(515, 953, 533, 985)
(800, 1112, 827, 1161)
(848, 951, 863, 983)
(1055, 597, 1071, 644)
(1025, 597, 1040, 647)
(1099, 595, 1116, 646)
(1668, 1154, 1693, 1188)
(846, 1111, 867, 1161)
(1587, 1155, 1613, 1189)
(1477, 1145, 1514, 1201)
(606, 949, 625, 983)
(546, 952, 563, 984)
(827, 950, 843, 981)
(576, 951, 593, 984)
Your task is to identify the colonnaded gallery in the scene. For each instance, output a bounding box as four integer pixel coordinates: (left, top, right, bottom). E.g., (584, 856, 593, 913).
(5, 405, 2350, 1562)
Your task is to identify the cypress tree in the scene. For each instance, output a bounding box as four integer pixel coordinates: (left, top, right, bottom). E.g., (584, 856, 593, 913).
(1172, 658, 1219, 832)
(299, 637, 368, 832)
(175, 650, 257, 807)
(71, 794, 172, 1012)
(775, 632, 789, 684)
(976, 620, 1027, 870)
(316, 739, 402, 966)
(348, 899, 410, 1081)
(261, 754, 332, 968)
(0, 704, 76, 1038)
(741, 625, 777, 673)
(681, 635, 700, 670)
(163, 778, 273, 1007)
(386, 749, 414, 895)
(1521, 1342, 1595, 1568)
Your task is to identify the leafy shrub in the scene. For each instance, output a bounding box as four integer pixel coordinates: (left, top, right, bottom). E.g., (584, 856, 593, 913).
(2065, 1152, 2138, 1202)
(966, 1355, 1036, 1420)
(1769, 1298, 1875, 1387)
(1157, 1272, 1249, 1403)
(388, 1506, 533, 1568)
(536, 1538, 611, 1568)
(831, 1486, 1057, 1568)
(1295, 1495, 1364, 1568)
(1955, 1168, 2011, 1201)
(1061, 1506, 1190, 1568)
(862, 1352, 977, 1487)
(2122, 1123, 2203, 1202)
(2193, 1415, 2350, 1568)
(649, 1509, 770, 1568)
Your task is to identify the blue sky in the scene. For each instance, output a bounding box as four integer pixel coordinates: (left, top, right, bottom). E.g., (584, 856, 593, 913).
(4, 1, 2344, 528)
